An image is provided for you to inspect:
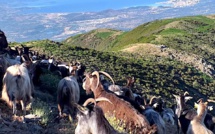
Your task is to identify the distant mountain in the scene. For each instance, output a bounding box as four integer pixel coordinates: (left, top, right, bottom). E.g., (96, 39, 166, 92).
(1, 0, 215, 42)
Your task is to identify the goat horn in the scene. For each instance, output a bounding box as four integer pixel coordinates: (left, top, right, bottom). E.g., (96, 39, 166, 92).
(208, 99, 215, 103)
(83, 97, 113, 107)
(70, 102, 87, 112)
(91, 71, 100, 90)
(99, 71, 115, 85)
(184, 91, 189, 96)
(143, 97, 147, 105)
(149, 96, 159, 105)
(83, 98, 96, 107)
(95, 97, 113, 105)
(197, 98, 203, 103)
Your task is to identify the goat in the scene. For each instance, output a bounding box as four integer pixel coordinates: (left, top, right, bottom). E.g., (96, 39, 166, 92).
(106, 76, 135, 100)
(141, 96, 166, 134)
(75, 97, 125, 134)
(173, 92, 197, 134)
(149, 97, 176, 126)
(57, 65, 80, 120)
(0, 30, 8, 52)
(0, 54, 21, 91)
(5, 46, 19, 57)
(74, 61, 86, 83)
(173, 92, 215, 133)
(186, 99, 213, 134)
(28, 60, 43, 86)
(82, 71, 157, 134)
(1, 62, 34, 122)
(48, 57, 70, 78)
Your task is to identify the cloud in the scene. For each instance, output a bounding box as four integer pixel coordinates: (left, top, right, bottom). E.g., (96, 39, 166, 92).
(157, 0, 200, 7)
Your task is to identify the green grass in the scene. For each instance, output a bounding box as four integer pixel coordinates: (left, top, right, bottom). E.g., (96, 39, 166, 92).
(160, 28, 187, 35)
(95, 32, 113, 39)
(31, 99, 52, 126)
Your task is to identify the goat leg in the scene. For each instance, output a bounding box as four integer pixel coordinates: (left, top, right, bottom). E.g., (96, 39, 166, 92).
(58, 103, 64, 117)
(20, 100, 26, 123)
(12, 101, 17, 116)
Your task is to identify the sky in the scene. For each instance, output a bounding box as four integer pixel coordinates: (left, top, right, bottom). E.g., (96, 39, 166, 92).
(1, 0, 200, 13)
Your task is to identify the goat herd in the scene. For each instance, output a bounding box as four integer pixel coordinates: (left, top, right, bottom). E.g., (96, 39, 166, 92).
(0, 30, 215, 134)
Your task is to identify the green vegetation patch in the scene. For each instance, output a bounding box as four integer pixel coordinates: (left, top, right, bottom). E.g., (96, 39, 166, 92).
(160, 28, 187, 35)
(95, 32, 113, 39)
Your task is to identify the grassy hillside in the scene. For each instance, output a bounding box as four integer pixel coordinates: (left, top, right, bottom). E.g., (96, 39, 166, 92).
(64, 15, 215, 64)
(63, 29, 123, 51)
(20, 40, 215, 104)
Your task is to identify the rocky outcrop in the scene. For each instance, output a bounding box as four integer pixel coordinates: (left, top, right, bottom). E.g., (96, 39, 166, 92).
(159, 45, 215, 78)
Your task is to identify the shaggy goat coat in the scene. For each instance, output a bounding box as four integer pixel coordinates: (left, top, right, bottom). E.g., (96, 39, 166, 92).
(75, 105, 123, 134)
(57, 76, 80, 117)
(1, 63, 33, 110)
(83, 72, 157, 134)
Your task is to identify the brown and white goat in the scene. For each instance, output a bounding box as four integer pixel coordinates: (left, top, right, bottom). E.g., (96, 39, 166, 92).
(57, 65, 80, 119)
(186, 99, 213, 134)
(1, 62, 34, 121)
(82, 71, 157, 134)
(75, 97, 125, 134)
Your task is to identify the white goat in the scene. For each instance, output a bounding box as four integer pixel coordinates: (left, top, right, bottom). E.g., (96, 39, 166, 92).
(1, 62, 33, 121)
(186, 99, 214, 134)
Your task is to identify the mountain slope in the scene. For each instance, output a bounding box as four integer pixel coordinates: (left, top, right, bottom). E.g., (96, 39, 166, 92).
(64, 15, 215, 78)
(21, 40, 215, 103)
(63, 29, 123, 51)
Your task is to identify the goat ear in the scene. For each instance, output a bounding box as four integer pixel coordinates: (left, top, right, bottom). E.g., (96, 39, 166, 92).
(173, 94, 178, 98)
(152, 102, 159, 108)
(185, 96, 193, 102)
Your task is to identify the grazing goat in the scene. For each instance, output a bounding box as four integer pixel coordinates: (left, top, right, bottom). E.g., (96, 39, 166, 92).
(1, 62, 34, 121)
(75, 97, 125, 134)
(82, 71, 157, 134)
(57, 65, 80, 119)
(186, 99, 213, 134)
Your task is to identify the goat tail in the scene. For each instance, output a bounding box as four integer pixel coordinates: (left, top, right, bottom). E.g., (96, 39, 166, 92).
(15, 74, 24, 90)
(62, 86, 68, 95)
